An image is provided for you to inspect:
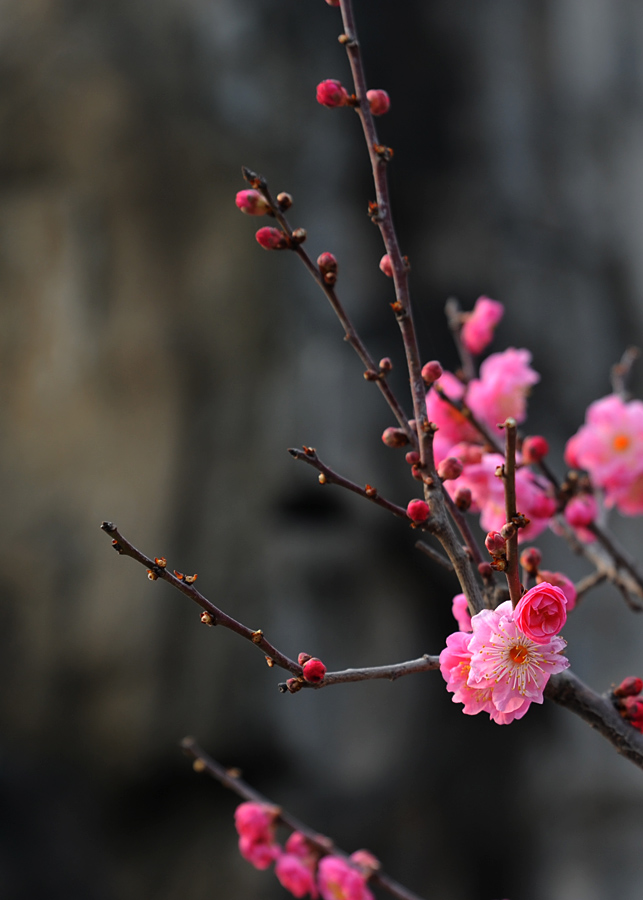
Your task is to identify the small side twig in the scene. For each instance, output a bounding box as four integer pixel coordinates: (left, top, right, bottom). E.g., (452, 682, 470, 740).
(415, 540, 455, 572)
(611, 346, 640, 399)
(293, 655, 441, 691)
(180, 738, 428, 900)
(445, 296, 475, 383)
(501, 419, 522, 607)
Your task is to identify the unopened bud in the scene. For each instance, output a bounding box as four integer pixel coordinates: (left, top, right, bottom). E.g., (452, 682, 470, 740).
(411, 464, 423, 481)
(520, 547, 542, 575)
(379, 357, 393, 372)
(255, 227, 289, 250)
(325, 0, 340, 7)
(276, 192, 293, 210)
(478, 562, 493, 579)
(366, 89, 390, 116)
(405, 451, 420, 465)
(421, 360, 443, 384)
(235, 189, 271, 216)
(317, 251, 338, 276)
(298, 652, 313, 666)
(621, 696, 643, 729)
(302, 658, 327, 684)
(565, 494, 597, 528)
(454, 486, 472, 511)
(316, 79, 349, 108)
(407, 499, 430, 524)
(291, 227, 307, 244)
(286, 677, 304, 694)
(437, 457, 463, 481)
(379, 254, 393, 277)
(614, 676, 643, 698)
(485, 531, 506, 555)
(522, 435, 550, 464)
(500, 522, 516, 540)
(381, 427, 409, 448)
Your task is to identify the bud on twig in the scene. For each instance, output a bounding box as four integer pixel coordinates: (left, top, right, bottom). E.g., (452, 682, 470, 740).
(614, 677, 643, 698)
(379, 254, 393, 277)
(276, 192, 293, 210)
(316, 79, 349, 107)
(522, 435, 549, 464)
(407, 499, 430, 524)
(236, 189, 271, 216)
(485, 531, 506, 556)
(256, 227, 290, 250)
(366, 89, 390, 116)
(421, 361, 443, 384)
(437, 457, 463, 481)
(454, 486, 472, 511)
(381, 427, 409, 448)
(520, 547, 542, 575)
(302, 658, 327, 683)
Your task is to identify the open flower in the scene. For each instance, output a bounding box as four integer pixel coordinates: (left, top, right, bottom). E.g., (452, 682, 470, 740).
(317, 856, 374, 900)
(466, 348, 539, 433)
(461, 296, 504, 355)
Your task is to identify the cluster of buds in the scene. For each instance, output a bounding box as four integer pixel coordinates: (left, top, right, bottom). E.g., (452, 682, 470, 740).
(315, 80, 390, 117)
(613, 677, 643, 732)
(317, 251, 338, 285)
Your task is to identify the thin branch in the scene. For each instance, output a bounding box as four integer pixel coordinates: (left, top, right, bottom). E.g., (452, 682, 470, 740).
(611, 346, 640, 399)
(415, 540, 455, 572)
(180, 738, 428, 900)
(444, 296, 475, 383)
(100, 522, 303, 677)
(588, 521, 643, 601)
(432, 384, 503, 453)
(502, 419, 522, 607)
(288, 655, 441, 691)
(573, 570, 607, 604)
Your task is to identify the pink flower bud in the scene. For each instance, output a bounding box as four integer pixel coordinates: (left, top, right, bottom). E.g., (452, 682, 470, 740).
(565, 494, 597, 528)
(514, 582, 568, 643)
(622, 696, 643, 730)
(235, 802, 279, 842)
(298, 652, 312, 666)
(379, 357, 393, 372)
(522, 435, 549, 463)
(460, 296, 504, 355)
(519, 547, 542, 575)
(302, 657, 326, 684)
(478, 561, 493, 579)
(381, 427, 409, 448)
(405, 450, 420, 465)
(407, 499, 430, 523)
(238, 835, 281, 870)
(421, 360, 443, 384)
(614, 676, 643, 698)
(536, 570, 577, 611)
(366, 89, 390, 116)
(454, 486, 472, 511)
(451, 593, 472, 632)
(379, 254, 393, 277)
(437, 456, 463, 481)
(485, 531, 505, 555)
(316, 79, 349, 108)
(255, 227, 289, 250)
(317, 251, 338, 275)
(235, 189, 271, 216)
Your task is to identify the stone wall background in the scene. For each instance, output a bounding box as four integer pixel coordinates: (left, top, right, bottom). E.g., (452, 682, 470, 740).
(2, 1, 643, 899)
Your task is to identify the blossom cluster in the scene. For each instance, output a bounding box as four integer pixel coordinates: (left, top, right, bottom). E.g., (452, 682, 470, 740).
(234, 802, 376, 900)
(440, 584, 570, 724)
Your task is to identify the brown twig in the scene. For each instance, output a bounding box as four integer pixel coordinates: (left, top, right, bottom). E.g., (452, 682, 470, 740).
(611, 346, 640, 399)
(415, 540, 455, 572)
(587, 521, 643, 601)
(502, 419, 522, 608)
(100, 522, 303, 677)
(445, 296, 475, 382)
(573, 570, 608, 604)
(180, 737, 428, 900)
(286, 655, 441, 692)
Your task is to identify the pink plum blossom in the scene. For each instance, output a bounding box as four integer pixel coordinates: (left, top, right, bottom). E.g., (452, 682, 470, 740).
(468, 601, 569, 713)
(235, 802, 278, 843)
(536, 570, 577, 612)
(317, 856, 374, 900)
(276, 837, 319, 899)
(460, 296, 504, 355)
(564, 394, 643, 515)
(451, 593, 472, 632)
(439, 631, 496, 718)
(426, 371, 479, 462)
(238, 834, 281, 870)
(514, 583, 568, 643)
(564, 494, 597, 543)
(466, 348, 540, 433)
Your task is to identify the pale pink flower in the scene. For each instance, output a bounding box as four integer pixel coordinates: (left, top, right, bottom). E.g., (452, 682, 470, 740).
(317, 856, 374, 900)
(461, 296, 504, 355)
(439, 631, 496, 717)
(451, 593, 472, 632)
(468, 601, 569, 712)
(276, 850, 318, 898)
(514, 582, 567, 643)
(426, 371, 479, 462)
(536, 570, 577, 612)
(564, 394, 643, 514)
(466, 348, 540, 433)
(564, 494, 597, 543)
(238, 834, 281, 870)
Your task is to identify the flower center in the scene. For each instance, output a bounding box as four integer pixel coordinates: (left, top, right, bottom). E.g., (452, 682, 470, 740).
(509, 645, 529, 665)
(613, 433, 631, 452)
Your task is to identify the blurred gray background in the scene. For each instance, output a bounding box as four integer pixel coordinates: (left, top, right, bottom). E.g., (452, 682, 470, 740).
(2, 1, 643, 898)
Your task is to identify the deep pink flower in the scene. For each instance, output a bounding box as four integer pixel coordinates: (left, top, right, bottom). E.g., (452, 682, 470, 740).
(317, 856, 374, 900)
(460, 296, 504, 355)
(451, 593, 472, 632)
(536, 571, 577, 612)
(514, 583, 568, 642)
(426, 371, 479, 462)
(564, 394, 643, 515)
(468, 601, 569, 712)
(238, 834, 281, 870)
(276, 843, 318, 899)
(466, 348, 539, 433)
(235, 802, 278, 843)
(564, 494, 597, 543)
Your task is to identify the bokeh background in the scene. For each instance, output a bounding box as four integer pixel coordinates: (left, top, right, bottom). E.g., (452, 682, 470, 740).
(3, 1, 643, 898)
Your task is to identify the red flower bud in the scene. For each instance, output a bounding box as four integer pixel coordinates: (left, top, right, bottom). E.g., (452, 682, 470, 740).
(316, 79, 349, 108)
(614, 676, 643, 698)
(485, 531, 506, 555)
(236, 189, 271, 216)
(407, 499, 430, 523)
(255, 227, 289, 250)
(366, 89, 390, 116)
(522, 435, 550, 464)
(317, 252, 338, 275)
(454, 486, 472, 511)
(478, 562, 493, 579)
(298, 652, 312, 666)
(520, 547, 542, 575)
(381, 427, 409, 448)
(437, 457, 463, 481)
(622, 696, 643, 729)
(379, 357, 393, 372)
(379, 254, 393, 277)
(405, 451, 420, 465)
(421, 360, 443, 384)
(302, 658, 327, 684)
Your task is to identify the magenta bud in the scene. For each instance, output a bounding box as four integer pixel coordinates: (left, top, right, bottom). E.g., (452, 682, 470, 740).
(366, 89, 390, 116)
(437, 457, 463, 481)
(302, 658, 327, 684)
(379, 254, 393, 277)
(405, 451, 420, 465)
(621, 696, 643, 729)
(381, 427, 409, 448)
(421, 360, 443, 384)
(317, 252, 338, 275)
(411, 465, 423, 481)
(520, 547, 542, 575)
(255, 227, 289, 250)
(614, 676, 643, 698)
(407, 499, 430, 523)
(316, 79, 349, 108)
(522, 435, 550, 464)
(485, 531, 505, 555)
(298, 652, 312, 666)
(236, 189, 271, 216)
(454, 486, 472, 511)
(379, 357, 393, 372)
(478, 562, 493, 579)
